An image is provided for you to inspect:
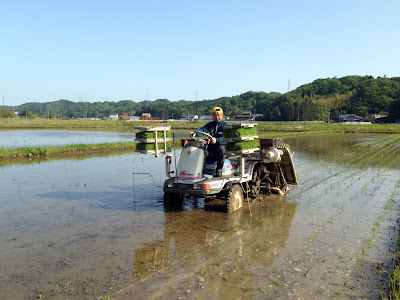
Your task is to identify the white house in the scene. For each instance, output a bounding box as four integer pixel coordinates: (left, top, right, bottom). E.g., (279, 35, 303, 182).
(108, 113, 119, 120)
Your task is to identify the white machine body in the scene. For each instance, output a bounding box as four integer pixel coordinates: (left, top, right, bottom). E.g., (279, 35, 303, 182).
(176, 146, 205, 183)
(262, 147, 283, 163)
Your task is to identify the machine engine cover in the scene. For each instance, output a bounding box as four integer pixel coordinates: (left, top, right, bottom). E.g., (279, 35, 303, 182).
(176, 146, 205, 183)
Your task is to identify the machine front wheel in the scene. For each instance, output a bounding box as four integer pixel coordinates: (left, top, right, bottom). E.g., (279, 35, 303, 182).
(251, 166, 261, 198)
(226, 184, 244, 213)
(164, 193, 184, 207)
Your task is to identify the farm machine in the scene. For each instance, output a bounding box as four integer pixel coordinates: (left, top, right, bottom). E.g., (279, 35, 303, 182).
(135, 123, 298, 213)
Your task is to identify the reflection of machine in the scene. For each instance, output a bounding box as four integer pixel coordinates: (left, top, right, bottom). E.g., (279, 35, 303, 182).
(163, 128, 298, 212)
(130, 198, 297, 297)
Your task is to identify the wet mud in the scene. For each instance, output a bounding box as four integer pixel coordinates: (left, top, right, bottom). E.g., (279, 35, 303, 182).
(0, 133, 400, 299)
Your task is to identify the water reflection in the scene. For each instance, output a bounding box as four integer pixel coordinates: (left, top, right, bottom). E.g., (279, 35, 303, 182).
(1, 133, 399, 299)
(0, 128, 190, 149)
(284, 133, 381, 155)
(129, 197, 297, 298)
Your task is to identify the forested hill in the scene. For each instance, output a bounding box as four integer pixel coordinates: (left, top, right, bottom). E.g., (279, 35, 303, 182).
(5, 75, 400, 122)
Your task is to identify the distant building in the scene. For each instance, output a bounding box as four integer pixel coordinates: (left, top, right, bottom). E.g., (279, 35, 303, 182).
(198, 115, 213, 121)
(235, 110, 256, 121)
(179, 114, 198, 121)
(108, 113, 119, 120)
(120, 115, 138, 121)
(339, 114, 361, 122)
(141, 113, 151, 118)
(370, 114, 387, 119)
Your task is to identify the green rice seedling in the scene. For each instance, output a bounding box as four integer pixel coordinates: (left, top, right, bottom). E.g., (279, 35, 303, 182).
(199, 265, 205, 275)
(136, 141, 172, 151)
(224, 127, 258, 138)
(226, 139, 260, 151)
(260, 287, 270, 295)
(273, 280, 282, 287)
(136, 131, 171, 139)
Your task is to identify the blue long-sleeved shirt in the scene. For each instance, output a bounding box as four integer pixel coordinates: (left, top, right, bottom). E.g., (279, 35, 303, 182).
(197, 120, 229, 145)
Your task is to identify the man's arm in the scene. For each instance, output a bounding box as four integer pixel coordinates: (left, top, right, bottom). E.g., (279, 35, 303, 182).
(196, 122, 211, 134)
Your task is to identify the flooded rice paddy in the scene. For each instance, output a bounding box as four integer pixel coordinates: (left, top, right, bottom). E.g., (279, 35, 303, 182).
(1, 133, 400, 299)
(0, 129, 137, 149)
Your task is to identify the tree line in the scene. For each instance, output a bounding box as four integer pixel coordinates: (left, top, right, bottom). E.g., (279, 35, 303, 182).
(2, 75, 400, 122)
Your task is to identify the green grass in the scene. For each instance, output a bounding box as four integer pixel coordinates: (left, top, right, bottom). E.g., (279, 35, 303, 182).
(2, 119, 400, 134)
(0, 142, 139, 160)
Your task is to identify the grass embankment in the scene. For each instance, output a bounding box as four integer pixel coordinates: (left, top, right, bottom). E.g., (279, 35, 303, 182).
(2, 118, 400, 134)
(0, 142, 139, 161)
(0, 118, 132, 128)
(1, 118, 400, 162)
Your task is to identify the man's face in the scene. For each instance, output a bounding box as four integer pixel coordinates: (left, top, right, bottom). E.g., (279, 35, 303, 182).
(212, 112, 223, 123)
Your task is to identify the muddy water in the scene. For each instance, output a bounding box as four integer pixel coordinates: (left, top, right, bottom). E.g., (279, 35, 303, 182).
(0, 133, 400, 299)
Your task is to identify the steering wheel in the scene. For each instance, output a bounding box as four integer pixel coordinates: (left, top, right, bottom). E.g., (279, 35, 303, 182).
(192, 130, 213, 141)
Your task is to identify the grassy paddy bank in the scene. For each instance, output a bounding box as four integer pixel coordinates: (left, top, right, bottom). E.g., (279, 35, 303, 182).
(1, 118, 400, 134)
(0, 142, 139, 162)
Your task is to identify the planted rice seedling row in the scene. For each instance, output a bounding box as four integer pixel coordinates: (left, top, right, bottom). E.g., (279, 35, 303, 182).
(354, 178, 400, 270)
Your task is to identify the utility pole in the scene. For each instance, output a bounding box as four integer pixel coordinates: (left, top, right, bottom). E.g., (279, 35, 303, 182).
(288, 78, 291, 92)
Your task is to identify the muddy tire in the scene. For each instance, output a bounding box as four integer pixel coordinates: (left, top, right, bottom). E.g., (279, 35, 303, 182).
(226, 184, 244, 213)
(251, 166, 261, 198)
(163, 193, 184, 208)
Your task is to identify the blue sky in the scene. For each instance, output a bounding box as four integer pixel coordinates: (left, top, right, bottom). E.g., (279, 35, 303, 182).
(1, 0, 399, 106)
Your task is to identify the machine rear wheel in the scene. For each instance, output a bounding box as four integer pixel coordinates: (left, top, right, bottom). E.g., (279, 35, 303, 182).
(226, 184, 244, 213)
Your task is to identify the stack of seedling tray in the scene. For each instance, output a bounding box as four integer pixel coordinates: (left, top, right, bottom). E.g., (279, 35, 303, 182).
(223, 123, 260, 155)
(134, 125, 172, 155)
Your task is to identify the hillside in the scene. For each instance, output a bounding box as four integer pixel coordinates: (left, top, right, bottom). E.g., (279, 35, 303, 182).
(3, 75, 400, 122)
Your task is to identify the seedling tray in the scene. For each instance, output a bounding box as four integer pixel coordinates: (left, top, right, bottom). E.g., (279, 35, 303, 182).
(135, 138, 172, 143)
(226, 148, 260, 156)
(135, 149, 171, 154)
(224, 136, 259, 143)
(134, 125, 171, 131)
